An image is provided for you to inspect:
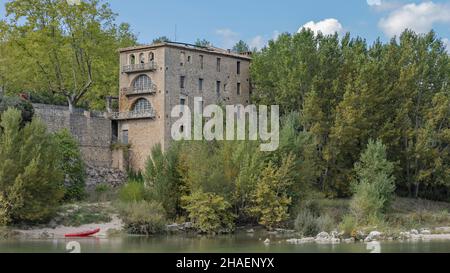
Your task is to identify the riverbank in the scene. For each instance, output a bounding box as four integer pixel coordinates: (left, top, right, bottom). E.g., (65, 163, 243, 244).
(2, 198, 450, 245)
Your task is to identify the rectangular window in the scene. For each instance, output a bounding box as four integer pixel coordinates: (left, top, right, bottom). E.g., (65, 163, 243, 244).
(199, 78, 204, 91)
(237, 61, 241, 75)
(187, 56, 191, 63)
(122, 130, 128, 145)
(237, 82, 241, 95)
(200, 55, 204, 69)
(216, 81, 221, 95)
(180, 98, 186, 105)
(180, 76, 185, 89)
(216, 58, 221, 72)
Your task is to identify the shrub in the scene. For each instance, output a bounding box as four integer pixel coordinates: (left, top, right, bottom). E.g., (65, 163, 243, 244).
(249, 154, 296, 229)
(350, 140, 396, 225)
(119, 179, 147, 203)
(144, 143, 184, 218)
(182, 191, 235, 234)
(294, 209, 320, 236)
(294, 209, 336, 236)
(93, 184, 114, 202)
(316, 214, 335, 233)
(118, 201, 166, 235)
(339, 215, 357, 237)
(0, 95, 34, 124)
(53, 129, 86, 201)
(0, 109, 64, 225)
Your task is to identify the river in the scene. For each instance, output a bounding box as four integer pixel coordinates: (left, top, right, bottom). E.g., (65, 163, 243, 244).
(1, 233, 450, 253)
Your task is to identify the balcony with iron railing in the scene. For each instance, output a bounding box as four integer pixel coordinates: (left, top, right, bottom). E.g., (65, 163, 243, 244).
(110, 109, 156, 120)
(123, 84, 157, 96)
(122, 62, 158, 73)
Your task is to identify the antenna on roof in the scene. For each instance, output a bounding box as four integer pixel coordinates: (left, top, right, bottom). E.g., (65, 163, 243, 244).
(174, 24, 177, 42)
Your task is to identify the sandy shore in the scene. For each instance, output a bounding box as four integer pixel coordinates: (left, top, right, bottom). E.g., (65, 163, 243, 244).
(13, 214, 124, 239)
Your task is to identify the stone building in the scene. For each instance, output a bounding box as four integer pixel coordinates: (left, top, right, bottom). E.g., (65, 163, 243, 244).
(112, 42, 252, 171)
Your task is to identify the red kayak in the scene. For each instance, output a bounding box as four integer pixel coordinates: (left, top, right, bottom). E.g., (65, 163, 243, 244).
(65, 228, 100, 238)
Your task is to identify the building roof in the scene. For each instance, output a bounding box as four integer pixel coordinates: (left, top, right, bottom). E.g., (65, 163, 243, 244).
(119, 41, 252, 60)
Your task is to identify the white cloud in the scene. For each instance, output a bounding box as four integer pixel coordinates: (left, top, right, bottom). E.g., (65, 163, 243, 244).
(299, 18, 344, 36)
(272, 30, 281, 41)
(367, 0, 382, 6)
(249, 35, 265, 50)
(443, 38, 450, 51)
(379, 2, 450, 37)
(215, 28, 239, 49)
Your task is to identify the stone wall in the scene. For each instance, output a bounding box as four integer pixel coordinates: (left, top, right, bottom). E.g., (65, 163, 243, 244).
(33, 103, 113, 168)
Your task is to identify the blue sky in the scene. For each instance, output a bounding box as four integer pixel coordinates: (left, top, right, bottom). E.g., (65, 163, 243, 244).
(1, 0, 450, 49)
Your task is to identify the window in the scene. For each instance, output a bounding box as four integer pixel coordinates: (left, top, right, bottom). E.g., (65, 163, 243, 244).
(149, 52, 155, 62)
(237, 61, 241, 75)
(180, 76, 185, 89)
(180, 98, 186, 105)
(187, 56, 191, 63)
(133, 75, 152, 91)
(130, 54, 136, 65)
(216, 58, 221, 72)
(200, 55, 204, 69)
(199, 78, 204, 91)
(139, 53, 145, 64)
(237, 82, 241, 95)
(180, 52, 185, 66)
(122, 130, 128, 145)
(132, 98, 151, 112)
(216, 81, 221, 95)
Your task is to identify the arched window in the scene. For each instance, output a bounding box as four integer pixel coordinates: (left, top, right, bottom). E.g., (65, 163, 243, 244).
(149, 52, 155, 62)
(139, 53, 145, 64)
(132, 98, 152, 112)
(133, 75, 152, 91)
(130, 54, 136, 65)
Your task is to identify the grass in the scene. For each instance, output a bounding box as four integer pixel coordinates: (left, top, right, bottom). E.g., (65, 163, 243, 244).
(386, 198, 450, 230)
(296, 197, 450, 235)
(56, 203, 114, 227)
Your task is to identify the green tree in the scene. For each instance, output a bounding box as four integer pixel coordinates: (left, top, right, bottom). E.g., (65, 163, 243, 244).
(152, 36, 171, 44)
(53, 129, 85, 201)
(350, 140, 395, 224)
(249, 154, 296, 229)
(2, 0, 137, 111)
(232, 40, 250, 53)
(0, 108, 64, 225)
(0, 95, 34, 124)
(144, 143, 184, 218)
(194, 38, 212, 47)
(182, 191, 235, 234)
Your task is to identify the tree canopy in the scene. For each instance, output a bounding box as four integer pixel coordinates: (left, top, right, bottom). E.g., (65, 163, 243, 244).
(251, 29, 450, 200)
(0, 0, 137, 111)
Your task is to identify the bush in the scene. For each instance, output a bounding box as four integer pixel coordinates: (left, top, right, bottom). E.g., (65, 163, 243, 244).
(119, 179, 147, 203)
(350, 140, 396, 224)
(0, 95, 34, 124)
(295, 209, 336, 236)
(249, 154, 296, 229)
(182, 191, 235, 234)
(0, 109, 64, 225)
(118, 201, 166, 235)
(294, 209, 320, 236)
(339, 215, 357, 237)
(53, 129, 86, 201)
(144, 143, 184, 218)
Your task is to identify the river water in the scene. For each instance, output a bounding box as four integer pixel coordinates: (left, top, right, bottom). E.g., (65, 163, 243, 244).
(1, 234, 450, 253)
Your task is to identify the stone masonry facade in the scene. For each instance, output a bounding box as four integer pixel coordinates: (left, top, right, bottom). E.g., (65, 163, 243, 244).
(115, 42, 252, 171)
(32, 42, 251, 173)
